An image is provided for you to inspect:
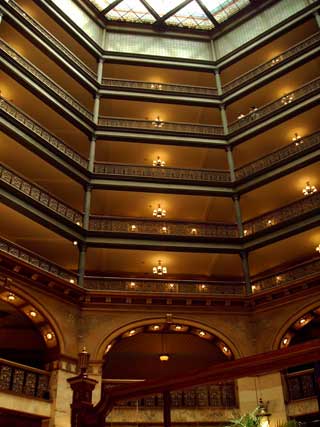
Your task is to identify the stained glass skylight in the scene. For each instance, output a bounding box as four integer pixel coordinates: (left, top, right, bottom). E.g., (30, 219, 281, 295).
(165, 1, 214, 30)
(105, 0, 156, 24)
(201, 0, 250, 23)
(86, 0, 251, 30)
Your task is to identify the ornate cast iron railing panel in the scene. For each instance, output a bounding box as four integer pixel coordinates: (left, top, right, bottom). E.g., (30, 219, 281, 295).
(236, 131, 320, 180)
(252, 258, 320, 292)
(0, 97, 88, 168)
(4, 0, 96, 80)
(0, 358, 50, 400)
(0, 236, 77, 283)
(98, 117, 224, 137)
(243, 192, 320, 236)
(84, 276, 245, 295)
(89, 216, 238, 238)
(94, 162, 231, 183)
(117, 382, 237, 408)
(0, 163, 83, 224)
(285, 369, 317, 401)
(223, 32, 320, 94)
(228, 78, 320, 133)
(0, 40, 93, 121)
(102, 78, 218, 97)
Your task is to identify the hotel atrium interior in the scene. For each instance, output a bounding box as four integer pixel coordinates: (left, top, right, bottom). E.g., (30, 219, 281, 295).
(0, 0, 319, 426)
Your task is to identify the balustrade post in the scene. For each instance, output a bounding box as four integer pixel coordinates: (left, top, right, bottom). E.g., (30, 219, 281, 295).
(214, 70, 223, 96)
(88, 137, 96, 173)
(83, 185, 92, 230)
(240, 251, 251, 295)
(78, 244, 87, 287)
(163, 391, 171, 427)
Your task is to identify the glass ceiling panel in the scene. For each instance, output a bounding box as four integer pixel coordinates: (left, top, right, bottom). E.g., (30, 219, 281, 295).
(89, 0, 113, 11)
(145, 0, 185, 17)
(105, 0, 156, 24)
(165, 1, 214, 30)
(201, 0, 250, 23)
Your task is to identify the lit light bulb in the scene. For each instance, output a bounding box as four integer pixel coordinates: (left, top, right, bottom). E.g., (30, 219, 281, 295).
(153, 325, 160, 330)
(29, 310, 37, 318)
(159, 354, 169, 361)
(199, 331, 206, 337)
(283, 338, 288, 345)
(129, 329, 136, 336)
(153, 260, 167, 275)
(223, 346, 229, 353)
(73, 241, 78, 246)
(152, 116, 164, 128)
(302, 181, 317, 196)
(46, 332, 54, 340)
(175, 325, 182, 331)
(153, 204, 166, 218)
(292, 132, 303, 146)
(153, 156, 166, 167)
(316, 244, 320, 254)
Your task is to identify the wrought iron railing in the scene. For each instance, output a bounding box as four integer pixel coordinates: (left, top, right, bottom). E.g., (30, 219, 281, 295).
(228, 78, 320, 133)
(243, 192, 320, 236)
(252, 258, 320, 292)
(0, 236, 77, 283)
(0, 40, 93, 121)
(0, 163, 83, 225)
(94, 162, 231, 183)
(236, 131, 320, 180)
(0, 97, 88, 168)
(0, 358, 50, 400)
(89, 216, 238, 238)
(98, 117, 224, 137)
(84, 276, 245, 295)
(102, 78, 218, 97)
(223, 32, 320, 94)
(285, 368, 317, 401)
(4, 0, 96, 79)
(116, 382, 237, 408)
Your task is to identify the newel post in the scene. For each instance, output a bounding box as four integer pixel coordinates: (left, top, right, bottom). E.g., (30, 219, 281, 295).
(67, 348, 98, 427)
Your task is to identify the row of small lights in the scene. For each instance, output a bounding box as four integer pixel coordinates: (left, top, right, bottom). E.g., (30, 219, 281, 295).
(281, 311, 318, 347)
(5, 293, 55, 341)
(237, 92, 294, 120)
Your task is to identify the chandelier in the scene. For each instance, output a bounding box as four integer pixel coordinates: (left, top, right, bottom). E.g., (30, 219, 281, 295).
(302, 181, 317, 196)
(316, 244, 320, 253)
(152, 116, 164, 128)
(153, 204, 166, 218)
(281, 93, 294, 105)
(153, 156, 166, 167)
(292, 132, 303, 146)
(153, 260, 167, 275)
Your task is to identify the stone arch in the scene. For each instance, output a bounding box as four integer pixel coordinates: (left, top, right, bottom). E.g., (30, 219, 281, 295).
(0, 280, 64, 355)
(272, 300, 320, 350)
(95, 315, 242, 361)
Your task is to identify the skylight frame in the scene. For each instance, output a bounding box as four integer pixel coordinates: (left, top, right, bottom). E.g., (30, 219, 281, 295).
(84, 0, 253, 32)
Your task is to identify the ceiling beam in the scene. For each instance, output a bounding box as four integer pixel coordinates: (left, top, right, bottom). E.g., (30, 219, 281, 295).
(196, 0, 219, 27)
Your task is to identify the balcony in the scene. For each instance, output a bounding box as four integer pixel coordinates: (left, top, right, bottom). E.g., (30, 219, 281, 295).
(228, 78, 320, 136)
(285, 368, 318, 402)
(0, 39, 94, 124)
(1, 0, 97, 88)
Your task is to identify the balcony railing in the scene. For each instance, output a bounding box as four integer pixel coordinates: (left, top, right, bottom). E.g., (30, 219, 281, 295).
(252, 258, 320, 292)
(0, 97, 88, 168)
(0, 163, 83, 225)
(4, 0, 96, 80)
(235, 131, 320, 180)
(98, 117, 224, 137)
(0, 358, 50, 400)
(89, 216, 238, 238)
(228, 78, 320, 133)
(223, 32, 320, 94)
(102, 78, 218, 97)
(94, 162, 231, 184)
(0, 40, 93, 121)
(243, 192, 320, 236)
(285, 368, 317, 401)
(84, 276, 245, 295)
(0, 236, 77, 283)
(116, 382, 237, 408)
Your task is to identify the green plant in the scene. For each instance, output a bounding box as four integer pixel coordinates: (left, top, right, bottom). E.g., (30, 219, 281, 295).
(225, 407, 261, 427)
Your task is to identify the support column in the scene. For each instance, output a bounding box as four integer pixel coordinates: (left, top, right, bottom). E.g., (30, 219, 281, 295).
(214, 69, 222, 96)
(220, 105, 228, 135)
(78, 244, 87, 287)
(93, 95, 100, 124)
(83, 185, 92, 230)
(163, 391, 171, 427)
(233, 196, 244, 237)
(88, 137, 96, 173)
(97, 59, 103, 84)
(314, 11, 320, 28)
(240, 250, 251, 295)
(226, 146, 235, 181)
